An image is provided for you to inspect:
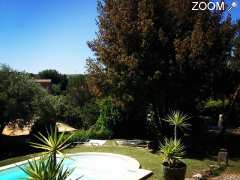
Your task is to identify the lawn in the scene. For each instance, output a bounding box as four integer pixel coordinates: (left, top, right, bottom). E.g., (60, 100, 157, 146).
(65, 143, 215, 179)
(0, 140, 239, 180)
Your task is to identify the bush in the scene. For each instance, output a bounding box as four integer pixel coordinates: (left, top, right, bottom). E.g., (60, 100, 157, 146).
(198, 98, 229, 118)
(0, 65, 46, 132)
(31, 95, 66, 133)
(61, 101, 99, 130)
(204, 99, 228, 109)
(88, 127, 112, 139)
(67, 130, 89, 143)
(199, 98, 228, 111)
(68, 128, 112, 143)
(95, 96, 120, 135)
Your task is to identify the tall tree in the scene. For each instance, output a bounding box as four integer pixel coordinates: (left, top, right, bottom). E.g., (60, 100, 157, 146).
(64, 75, 99, 129)
(67, 75, 92, 106)
(0, 65, 43, 132)
(38, 69, 68, 95)
(38, 69, 62, 84)
(87, 0, 239, 136)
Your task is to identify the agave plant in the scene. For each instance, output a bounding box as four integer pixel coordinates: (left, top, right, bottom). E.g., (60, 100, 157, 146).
(160, 138, 185, 167)
(21, 156, 74, 180)
(164, 110, 191, 140)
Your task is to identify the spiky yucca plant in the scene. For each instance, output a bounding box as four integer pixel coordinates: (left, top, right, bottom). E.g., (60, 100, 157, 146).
(21, 156, 74, 180)
(22, 126, 75, 180)
(160, 138, 185, 167)
(164, 110, 191, 141)
(30, 127, 73, 167)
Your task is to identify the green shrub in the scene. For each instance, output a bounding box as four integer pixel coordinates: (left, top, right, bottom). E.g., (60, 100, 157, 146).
(198, 99, 229, 122)
(67, 130, 89, 143)
(204, 99, 228, 109)
(199, 98, 229, 112)
(95, 96, 120, 135)
(68, 128, 112, 143)
(88, 127, 112, 139)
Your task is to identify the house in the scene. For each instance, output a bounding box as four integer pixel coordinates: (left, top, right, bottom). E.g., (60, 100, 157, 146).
(34, 79, 52, 93)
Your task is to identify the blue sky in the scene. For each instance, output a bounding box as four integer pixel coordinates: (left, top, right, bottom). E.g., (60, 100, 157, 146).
(0, 0, 239, 74)
(0, 0, 97, 74)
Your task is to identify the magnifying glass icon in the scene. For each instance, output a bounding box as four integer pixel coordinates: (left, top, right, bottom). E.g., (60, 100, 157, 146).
(228, 1, 238, 11)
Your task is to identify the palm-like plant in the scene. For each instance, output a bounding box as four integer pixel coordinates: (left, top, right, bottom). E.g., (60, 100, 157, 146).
(21, 157, 74, 180)
(160, 138, 185, 167)
(22, 126, 75, 180)
(30, 127, 73, 166)
(164, 110, 191, 141)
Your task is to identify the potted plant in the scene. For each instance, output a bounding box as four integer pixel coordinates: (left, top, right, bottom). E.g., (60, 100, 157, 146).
(164, 110, 191, 141)
(160, 138, 186, 180)
(160, 110, 191, 180)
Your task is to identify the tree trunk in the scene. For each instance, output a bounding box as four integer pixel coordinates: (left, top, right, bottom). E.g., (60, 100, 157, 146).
(174, 126, 177, 141)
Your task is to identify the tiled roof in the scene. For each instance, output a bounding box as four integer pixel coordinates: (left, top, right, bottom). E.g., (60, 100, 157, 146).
(34, 79, 52, 83)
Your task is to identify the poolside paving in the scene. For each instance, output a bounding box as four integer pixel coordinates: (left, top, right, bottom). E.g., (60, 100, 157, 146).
(84, 139, 107, 146)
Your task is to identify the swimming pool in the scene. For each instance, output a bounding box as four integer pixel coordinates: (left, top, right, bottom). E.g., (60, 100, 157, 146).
(0, 152, 152, 180)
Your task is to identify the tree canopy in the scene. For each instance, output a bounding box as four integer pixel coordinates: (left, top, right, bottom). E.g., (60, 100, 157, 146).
(0, 65, 44, 131)
(87, 0, 240, 136)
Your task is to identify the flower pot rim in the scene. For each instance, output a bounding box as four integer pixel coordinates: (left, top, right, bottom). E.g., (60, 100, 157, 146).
(162, 161, 186, 169)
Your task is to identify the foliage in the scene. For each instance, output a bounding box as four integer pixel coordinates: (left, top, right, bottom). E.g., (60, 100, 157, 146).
(146, 104, 161, 139)
(203, 99, 228, 109)
(197, 99, 231, 125)
(30, 127, 72, 157)
(21, 157, 74, 180)
(38, 69, 62, 84)
(64, 75, 99, 129)
(66, 75, 92, 106)
(68, 128, 112, 143)
(52, 84, 62, 96)
(95, 96, 120, 136)
(161, 111, 189, 168)
(62, 102, 98, 130)
(67, 130, 89, 142)
(160, 139, 185, 167)
(0, 65, 44, 131)
(87, 127, 112, 139)
(38, 69, 68, 95)
(23, 127, 74, 180)
(199, 98, 229, 114)
(61, 106, 83, 128)
(164, 110, 191, 140)
(78, 102, 99, 128)
(32, 95, 67, 132)
(87, 0, 240, 136)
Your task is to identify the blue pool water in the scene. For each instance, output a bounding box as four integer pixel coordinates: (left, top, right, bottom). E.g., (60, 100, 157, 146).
(0, 165, 26, 179)
(0, 153, 141, 180)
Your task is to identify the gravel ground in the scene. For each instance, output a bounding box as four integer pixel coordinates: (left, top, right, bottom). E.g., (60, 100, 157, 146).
(185, 173, 240, 180)
(209, 173, 240, 180)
